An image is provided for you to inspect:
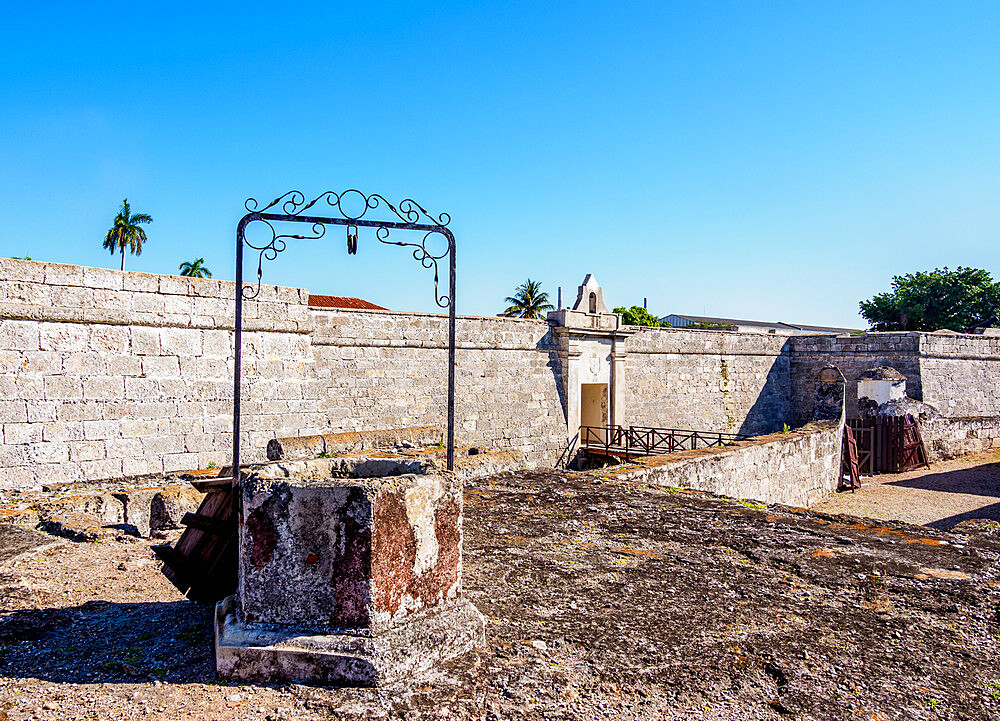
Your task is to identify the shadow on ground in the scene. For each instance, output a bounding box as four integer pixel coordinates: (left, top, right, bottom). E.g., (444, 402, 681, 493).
(924, 501, 1000, 530)
(0, 599, 215, 684)
(886, 465, 1000, 496)
(882, 465, 1000, 529)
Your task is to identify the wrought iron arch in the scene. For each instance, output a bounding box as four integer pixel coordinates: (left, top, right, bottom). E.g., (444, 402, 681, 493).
(232, 190, 457, 482)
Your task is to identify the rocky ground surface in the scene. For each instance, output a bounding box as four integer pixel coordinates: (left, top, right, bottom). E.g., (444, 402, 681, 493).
(0, 468, 999, 720)
(813, 450, 1000, 530)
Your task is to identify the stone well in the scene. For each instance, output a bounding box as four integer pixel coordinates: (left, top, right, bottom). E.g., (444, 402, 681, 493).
(215, 464, 484, 685)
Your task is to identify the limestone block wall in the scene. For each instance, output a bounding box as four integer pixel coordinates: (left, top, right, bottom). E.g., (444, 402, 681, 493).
(310, 308, 567, 465)
(622, 327, 792, 435)
(788, 332, 1000, 458)
(787, 334, 923, 421)
(6, 256, 1000, 493)
(616, 420, 844, 507)
(913, 334, 1000, 458)
(917, 334, 1000, 417)
(0, 258, 322, 490)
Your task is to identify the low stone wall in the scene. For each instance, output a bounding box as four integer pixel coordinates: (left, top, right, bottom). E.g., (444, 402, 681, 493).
(610, 420, 844, 507)
(918, 416, 1000, 461)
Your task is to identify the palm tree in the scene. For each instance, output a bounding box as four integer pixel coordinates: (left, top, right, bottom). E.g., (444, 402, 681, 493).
(103, 199, 152, 271)
(178, 258, 212, 278)
(503, 279, 554, 319)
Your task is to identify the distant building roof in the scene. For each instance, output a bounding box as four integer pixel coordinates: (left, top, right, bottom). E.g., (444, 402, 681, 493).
(661, 313, 860, 335)
(307, 294, 387, 311)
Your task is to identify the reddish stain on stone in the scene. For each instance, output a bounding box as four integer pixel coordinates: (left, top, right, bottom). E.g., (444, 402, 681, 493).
(371, 490, 461, 618)
(246, 507, 278, 569)
(306, 553, 319, 564)
(371, 491, 416, 617)
(328, 509, 372, 628)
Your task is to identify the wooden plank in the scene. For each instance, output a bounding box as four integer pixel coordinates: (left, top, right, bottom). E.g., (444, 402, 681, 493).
(181, 511, 232, 535)
(152, 544, 194, 594)
(155, 480, 238, 602)
(841, 426, 861, 491)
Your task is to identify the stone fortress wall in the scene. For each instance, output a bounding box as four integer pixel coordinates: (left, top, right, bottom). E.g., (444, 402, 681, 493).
(309, 307, 569, 466)
(622, 328, 791, 436)
(0, 258, 321, 489)
(787, 333, 1000, 458)
(2, 257, 1000, 491)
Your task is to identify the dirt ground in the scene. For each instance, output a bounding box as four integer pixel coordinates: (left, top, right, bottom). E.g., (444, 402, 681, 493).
(813, 450, 1000, 530)
(1, 469, 999, 720)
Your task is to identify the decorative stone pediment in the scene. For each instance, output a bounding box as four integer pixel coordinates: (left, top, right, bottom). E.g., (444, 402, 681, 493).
(548, 274, 625, 333)
(571, 274, 609, 314)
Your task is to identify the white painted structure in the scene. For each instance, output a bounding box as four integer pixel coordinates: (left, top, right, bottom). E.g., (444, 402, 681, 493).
(548, 275, 634, 444)
(857, 367, 907, 407)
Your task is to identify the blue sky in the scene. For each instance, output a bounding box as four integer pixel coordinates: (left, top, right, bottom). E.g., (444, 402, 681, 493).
(2, 1, 998, 327)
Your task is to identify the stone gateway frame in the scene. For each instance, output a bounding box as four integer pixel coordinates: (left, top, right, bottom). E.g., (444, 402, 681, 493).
(232, 190, 457, 479)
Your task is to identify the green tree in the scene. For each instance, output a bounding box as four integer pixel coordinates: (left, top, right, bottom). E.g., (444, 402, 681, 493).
(503, 279, 554, 319)
(860, 267, 1000, 331)
(613, 305, 667, 327)
(178, 257, 212, 278)
(103, 198, 152, 271)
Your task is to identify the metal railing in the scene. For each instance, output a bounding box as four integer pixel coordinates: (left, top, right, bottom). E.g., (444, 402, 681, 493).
(579, 424, 747, 459)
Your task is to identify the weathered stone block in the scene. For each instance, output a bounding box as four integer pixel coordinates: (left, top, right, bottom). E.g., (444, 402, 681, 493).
(159, 275, 192, 296)
(82, 266, 124, 291)
(159, 328, 202, 357)
(162, 451, 199, 472)
(2, 422, 42, 445)
(69, 440, 107, 462)
(107, 355, 143, 376)
(122, 270, 161, 293)
(83, 376, 125, 400)
(239, 473, 463, 630)
(89, 326, 130, 352)
(39, 324, 89, 352)
(0, 402, 29, 424)
(0, 320, 40, 350)
(215, 593, 484, 686)
(217, 470, 482, 686)
(132, 292, 166, 313)
(42, 262, 85, 286)
(36, 492, 125, 526)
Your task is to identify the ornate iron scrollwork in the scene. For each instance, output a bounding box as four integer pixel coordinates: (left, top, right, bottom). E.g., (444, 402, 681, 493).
(241, 220, 326, 300)
(374, 227, 451, 309)
(234, 188, 457, 475)
(244, 189, 451, 228)
(240, 190, 453, 307)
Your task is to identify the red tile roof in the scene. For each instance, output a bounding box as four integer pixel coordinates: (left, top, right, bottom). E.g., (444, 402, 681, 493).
(307, 294, 387, 311)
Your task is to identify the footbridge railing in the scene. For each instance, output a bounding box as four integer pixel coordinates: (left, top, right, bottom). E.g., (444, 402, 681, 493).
(580, 424, 748, 459)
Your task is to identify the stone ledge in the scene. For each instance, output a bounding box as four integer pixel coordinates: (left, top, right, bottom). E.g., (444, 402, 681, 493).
(266, 426, 443, 461)
(215, 594, 485, 686)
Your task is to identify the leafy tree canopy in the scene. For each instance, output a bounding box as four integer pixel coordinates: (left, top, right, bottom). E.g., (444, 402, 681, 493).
(613, 305, 667, 327)
(179, 257, 212, 278)
(503, 279, 554, 319)
(859, 267, 1000, 331)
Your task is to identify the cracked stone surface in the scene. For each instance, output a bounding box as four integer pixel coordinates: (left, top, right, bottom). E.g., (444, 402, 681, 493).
(0, 468, 999, 719)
